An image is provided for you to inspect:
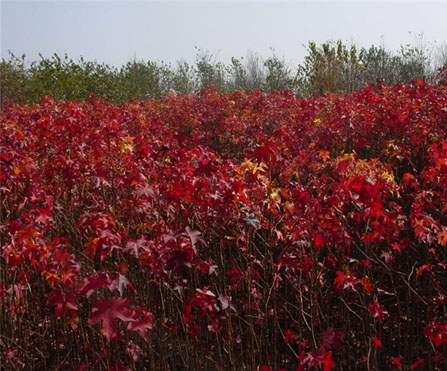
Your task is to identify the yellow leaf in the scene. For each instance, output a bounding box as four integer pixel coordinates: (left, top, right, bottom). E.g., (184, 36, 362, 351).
(270, 189, 281, 202)
(13, 166, 21, 176)
(120, 136, 134, 154)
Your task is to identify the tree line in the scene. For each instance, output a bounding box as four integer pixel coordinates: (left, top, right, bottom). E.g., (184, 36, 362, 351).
(1, 39, 446, 107)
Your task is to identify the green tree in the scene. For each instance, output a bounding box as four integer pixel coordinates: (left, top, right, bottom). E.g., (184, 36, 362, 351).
(194, 49, 226, 89)
(227, 57, 248, 91)
(263, 52, 295, 92)
(171, 60, 198, 95)
(119, 59, 172, 100)
(27, 53, 120, 102)
(359, 45, 400, 85)
(1, 52, 30, 107)
(297, 41, 363, 95)
(396, 42, 430, 82)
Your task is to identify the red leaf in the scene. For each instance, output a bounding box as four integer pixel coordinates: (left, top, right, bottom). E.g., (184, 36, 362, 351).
(416, 264, 432, 279)
(315, 233, 324, 248)
(321, 351, 335, 371)
(193, 159, 217, 177)
(127, 308, 154, 338)
(362, 276, 374, 293)
(254, 142, 273, 162)
(392, 357, 402, 370)
(185, 226, 204, 248)
(80, 275, 109, 298)
(402, 172, 415, 187)
(370, 336, 383, 349)
(34, 208, 53, 225)
(46, 290, 78, 318)
(368, 300, 389, 321)
(391, 242, 401, 253)
(334, 271, 359, 292)
(88, 298, 135, 341)
(284, 330, 295, 344)
(334, 271, 345, 290)
(410, 359, 425, 369)
(6, 348, 24, 366)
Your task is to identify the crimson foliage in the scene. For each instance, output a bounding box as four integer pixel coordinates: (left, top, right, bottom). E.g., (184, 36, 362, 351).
(1, 82, 447, 370)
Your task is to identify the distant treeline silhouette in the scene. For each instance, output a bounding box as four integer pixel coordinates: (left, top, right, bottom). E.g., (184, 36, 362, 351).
(1, 39, 446, 106)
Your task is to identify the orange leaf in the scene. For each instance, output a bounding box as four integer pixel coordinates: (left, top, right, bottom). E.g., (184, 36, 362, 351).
(437, 230, 447, 246)
(84, 238, 99, 259)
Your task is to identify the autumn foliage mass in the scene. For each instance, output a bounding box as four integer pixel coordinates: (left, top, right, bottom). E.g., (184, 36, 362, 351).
(1, 78, 447, 370)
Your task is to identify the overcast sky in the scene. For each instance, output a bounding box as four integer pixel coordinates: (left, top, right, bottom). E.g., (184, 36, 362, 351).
(1, 1, 447, 67)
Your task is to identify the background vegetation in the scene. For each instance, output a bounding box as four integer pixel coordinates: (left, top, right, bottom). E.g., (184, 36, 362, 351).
(2, 39, 446, 107)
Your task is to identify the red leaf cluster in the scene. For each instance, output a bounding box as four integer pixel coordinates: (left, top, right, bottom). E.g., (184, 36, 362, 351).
(2, 82, 447, 369)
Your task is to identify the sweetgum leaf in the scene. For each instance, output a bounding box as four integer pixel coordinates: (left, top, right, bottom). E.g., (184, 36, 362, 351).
(321, 351, 335, 371)
(88, 298, 135, 341)
(185, 226, 204, 248)
(80, 275, 109, 298)
(127, 311, 154, 338)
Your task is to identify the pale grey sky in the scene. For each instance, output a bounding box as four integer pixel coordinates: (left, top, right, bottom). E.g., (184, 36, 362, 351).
(1, 0, 447, 67)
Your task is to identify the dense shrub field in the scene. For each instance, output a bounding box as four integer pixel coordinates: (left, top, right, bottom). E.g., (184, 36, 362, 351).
(1, 80, 447, 370)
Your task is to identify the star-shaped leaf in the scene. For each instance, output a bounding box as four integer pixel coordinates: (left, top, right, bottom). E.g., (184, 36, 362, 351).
(88, 298, 135, 341)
